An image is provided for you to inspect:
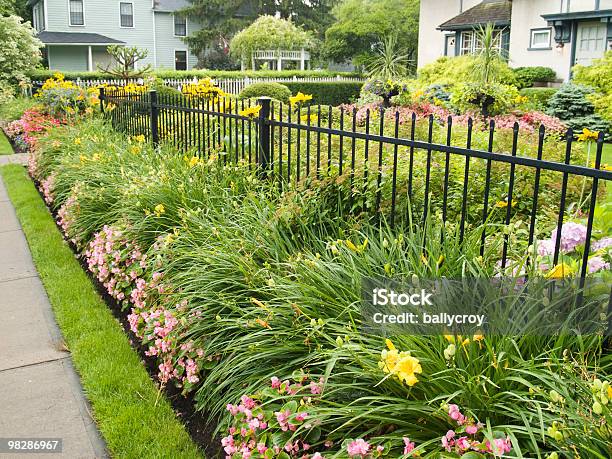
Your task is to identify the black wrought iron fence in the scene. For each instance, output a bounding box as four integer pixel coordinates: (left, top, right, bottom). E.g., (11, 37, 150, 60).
(99, 88, 612, 283)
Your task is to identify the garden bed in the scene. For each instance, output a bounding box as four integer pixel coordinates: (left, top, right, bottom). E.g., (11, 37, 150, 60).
(2, 70, 611, 458)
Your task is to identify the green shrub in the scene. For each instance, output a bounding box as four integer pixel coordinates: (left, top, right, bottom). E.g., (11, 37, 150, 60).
(451, 82, 519, 116)
(0, 80, 14, 106)
(513, 66, 557, 89)
(573, 51, 612, 122)
(417, 55, 517, 87)
(283, 81, 363, 106)
(0, 96, 37, 121)
(547, 83, 610, 134)
(150, 78, 182, 99)
(519, 87, 558, 110)
(238, 82, 292, 103)
(28, 69, 362, 82)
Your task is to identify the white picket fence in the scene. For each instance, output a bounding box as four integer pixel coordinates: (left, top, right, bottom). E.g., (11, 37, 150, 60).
(31, 75, 364, 95)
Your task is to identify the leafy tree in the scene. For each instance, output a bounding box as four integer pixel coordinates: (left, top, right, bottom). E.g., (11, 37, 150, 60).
(230, 16, 314, 70)
(0, 0, 29, 18)
(0, 14, 42, 90)
(184, 1, 336, 68)
(323, 0, 419, 66)
(183, 0, 255, 65)
(98, 45, 152, 80)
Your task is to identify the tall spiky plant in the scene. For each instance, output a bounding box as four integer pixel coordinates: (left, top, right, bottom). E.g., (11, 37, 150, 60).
(473, 23, 505, 85)
(366, 34, 413, 80)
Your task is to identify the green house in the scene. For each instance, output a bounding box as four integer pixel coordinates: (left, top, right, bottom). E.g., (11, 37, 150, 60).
(28, 0, 201, 71)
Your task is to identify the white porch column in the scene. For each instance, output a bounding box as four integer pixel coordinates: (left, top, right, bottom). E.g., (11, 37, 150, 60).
(300, 48, 305, 71)
(277, 51, 282, 71)
(87, 45, 93, 72)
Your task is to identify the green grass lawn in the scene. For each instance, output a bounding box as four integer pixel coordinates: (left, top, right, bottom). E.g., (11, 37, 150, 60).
(603, 142, 612, 165)
(0, 129, 13, 155)
(0, 165, 203, 459)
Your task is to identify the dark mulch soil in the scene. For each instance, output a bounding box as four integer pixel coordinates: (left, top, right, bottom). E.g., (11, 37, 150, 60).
(32, 176, 223, 458)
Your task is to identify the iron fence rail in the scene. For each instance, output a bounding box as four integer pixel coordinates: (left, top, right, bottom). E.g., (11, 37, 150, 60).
(99, 88, 612, 284)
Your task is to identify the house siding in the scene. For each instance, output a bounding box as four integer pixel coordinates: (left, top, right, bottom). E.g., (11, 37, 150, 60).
(417, 0, 481, 68)
(48, 45, 89, 71)
(45, 0, 156, 67)
(153, 12, 200, 70)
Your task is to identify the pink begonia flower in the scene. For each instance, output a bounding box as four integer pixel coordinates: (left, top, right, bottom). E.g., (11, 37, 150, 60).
(551, 222, 587, 253)
(346, 439, 370, 457)
(376, 445, 384, 453)
(588, 256, 610, 273)
(592, 237, 612, 252)
(311, 453, 325, 459)
(256, 443, 267, 454)
(456, 436, 471, 451)
(441, 430, 455, 452)
(488, 437, 512, 454)
(403, 437, 415, 455)
(295, 412, 308, 422)
(448, 404, 466, 425)
(465, 423, 481, 435)
(271, 376, 281, 389)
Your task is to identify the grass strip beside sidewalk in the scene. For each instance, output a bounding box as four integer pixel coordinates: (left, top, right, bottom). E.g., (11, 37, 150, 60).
(0, 129, 13, 155)
(1, 164, 203, 459)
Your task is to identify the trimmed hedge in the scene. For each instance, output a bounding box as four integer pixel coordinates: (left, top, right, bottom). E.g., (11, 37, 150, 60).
(283, 81, 363, 106)
(513, 66, 557, 89)
(519, 87, 558, 110)
(28, 69, 362, 81)
(239, 82, 292, 103)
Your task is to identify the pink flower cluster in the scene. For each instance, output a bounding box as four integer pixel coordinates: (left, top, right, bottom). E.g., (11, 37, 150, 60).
(338, 102, 566, 137)
(492, 111, 567, 135)
(56, 195, 80, 245)
(441, 404, 512, 457)
(40, 174, 55, 205)
(5, 109, 61, 150)
(84, 225, 204, 388)
(222, 377, 328, 459)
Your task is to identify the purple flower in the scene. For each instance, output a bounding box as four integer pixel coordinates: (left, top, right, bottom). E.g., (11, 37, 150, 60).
(592, 237, 612, 252)
(536, 239, 555, 256)
(551, 222, 587, 253)
(587, 256, 610, 273)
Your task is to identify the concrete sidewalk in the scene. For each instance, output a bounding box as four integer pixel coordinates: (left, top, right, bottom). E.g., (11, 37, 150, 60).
(0, 153, 28, 166)
(0, 175, 108, 458)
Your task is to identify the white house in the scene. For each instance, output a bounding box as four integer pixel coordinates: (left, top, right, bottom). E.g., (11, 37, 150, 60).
(28, 0, 201, 71)
(418, 0, 612, 81)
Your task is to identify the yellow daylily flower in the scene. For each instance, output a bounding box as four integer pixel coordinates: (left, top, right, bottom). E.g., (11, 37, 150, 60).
(577, 128, 599, 142)
(154, 204, 166, 216)
(239, 105, 262, 118)
(495, 199, 517, 208)
(289, 92, 313, 106)
(545, 263, 575, 279)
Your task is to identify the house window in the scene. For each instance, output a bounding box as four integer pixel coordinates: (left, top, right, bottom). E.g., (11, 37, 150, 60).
(174, 14, 187, 37)
(530, 28, 552, 49)
(459, 29, 502, 55)
(120, 2, 134, 28)
(69, 0, 84, 26)
(33, 2, 45, 32)
(460, 31, 475, 55)
(175, 50, 187, 70)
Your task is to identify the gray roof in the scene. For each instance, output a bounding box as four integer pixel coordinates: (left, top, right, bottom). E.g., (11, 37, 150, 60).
(439, 0, 512, 31)
(37, 31, 125, 45)
(153, 0, 191, 12)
